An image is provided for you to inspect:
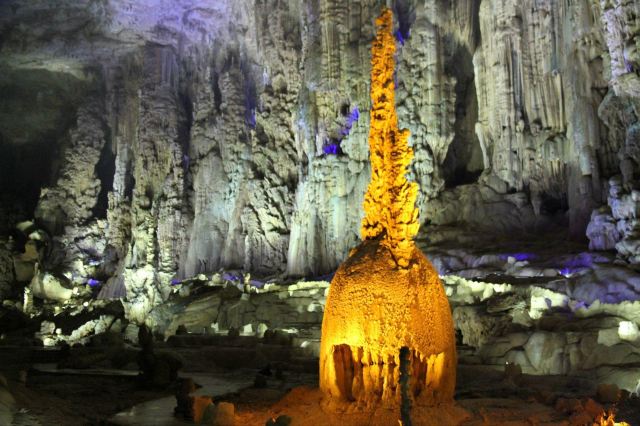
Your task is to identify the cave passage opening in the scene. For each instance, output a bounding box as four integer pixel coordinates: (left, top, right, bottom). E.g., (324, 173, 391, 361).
(442, 41, 483, 188)
(0, 68, 90, 230)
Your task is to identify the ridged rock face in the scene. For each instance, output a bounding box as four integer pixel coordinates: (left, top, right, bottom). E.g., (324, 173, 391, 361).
(319, 239, 457, 407)
(0, 0, 640, 319)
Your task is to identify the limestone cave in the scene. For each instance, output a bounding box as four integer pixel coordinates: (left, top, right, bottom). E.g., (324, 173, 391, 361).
(0, 1, 639, 425)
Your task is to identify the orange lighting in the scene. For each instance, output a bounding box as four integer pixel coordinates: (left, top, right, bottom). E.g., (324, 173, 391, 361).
(596, 411, 631, 426)
(319, 8, 456, 410)
(361, 8, 418, 269)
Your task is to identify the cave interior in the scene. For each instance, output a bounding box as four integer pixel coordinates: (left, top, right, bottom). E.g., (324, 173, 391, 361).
(0, 0, 640, 425)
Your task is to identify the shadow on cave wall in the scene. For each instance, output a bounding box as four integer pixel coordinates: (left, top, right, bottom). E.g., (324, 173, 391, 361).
(0, 67, 90, 233)
(393, 0, 416, 43)
(92, 130, 116, 220)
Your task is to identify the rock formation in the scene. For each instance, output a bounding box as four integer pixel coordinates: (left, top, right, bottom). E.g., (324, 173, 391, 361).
(0, 0, 639, 321)
(361, 7, 419, 268)
(319, 8, 456, 410)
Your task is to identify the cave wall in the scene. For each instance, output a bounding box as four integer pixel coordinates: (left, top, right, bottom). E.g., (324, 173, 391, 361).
(1, 0, 639, 319)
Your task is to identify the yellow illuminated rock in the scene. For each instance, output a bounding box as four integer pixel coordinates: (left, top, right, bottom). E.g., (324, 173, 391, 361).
(361, 8, 419, 269)
(320, 8, 456, 410)
(319, 239, 457, 407)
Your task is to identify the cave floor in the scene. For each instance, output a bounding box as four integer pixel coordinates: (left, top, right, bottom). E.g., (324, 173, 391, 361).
(3, 353, 638, 426)
(9, 369, 170, 425)
(231, 365, 639, 425)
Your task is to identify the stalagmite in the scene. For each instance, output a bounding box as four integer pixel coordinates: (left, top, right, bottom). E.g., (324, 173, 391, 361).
(361, 8, 419, 269)
(319, 8, 457, 410)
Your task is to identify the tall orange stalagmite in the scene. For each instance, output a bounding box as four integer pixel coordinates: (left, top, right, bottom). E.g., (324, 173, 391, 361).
(361, 8, 419, 269)
(319, 8, 457, 411)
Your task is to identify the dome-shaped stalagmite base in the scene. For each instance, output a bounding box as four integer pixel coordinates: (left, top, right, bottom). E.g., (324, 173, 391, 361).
(319, 238, 457, 409)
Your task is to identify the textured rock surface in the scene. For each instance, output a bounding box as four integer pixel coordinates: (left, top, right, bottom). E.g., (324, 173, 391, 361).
(361, 8, 419, 267)
(1, 0, 640, 319)
(111, 261, 640, 394)
(320, 239, 457, 407)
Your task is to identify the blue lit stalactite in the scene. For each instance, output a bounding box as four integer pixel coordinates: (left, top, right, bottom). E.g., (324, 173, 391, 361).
(323, 106, 360, 156)
(247, 108, 257, 129)
(342, 106, 360, 136)
(392, 4, 412, 89)
(323, 143, 341, 155)
(393, 0, 414, 46)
